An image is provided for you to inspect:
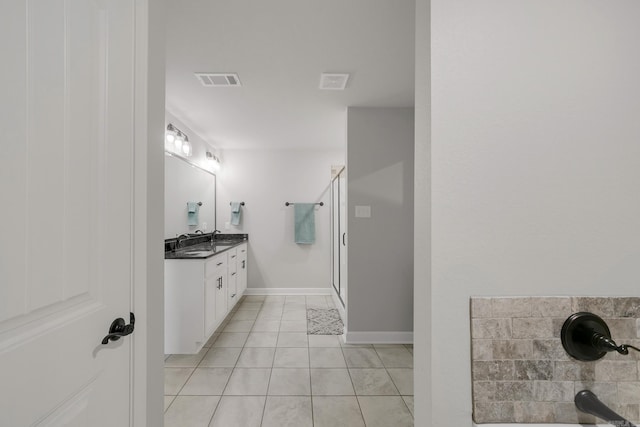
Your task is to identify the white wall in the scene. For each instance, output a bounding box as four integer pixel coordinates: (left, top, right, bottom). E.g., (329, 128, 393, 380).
(136, 0, 166, 423)
(347, 107, 414, 335)
(426, 2, 640, 426)
(217, 149, 344, 289)
(413, 0, 430, 424)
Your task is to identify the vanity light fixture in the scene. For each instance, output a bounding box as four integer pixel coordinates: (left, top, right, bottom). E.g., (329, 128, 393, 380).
(174, 134, 183, 152)
(181, 135, 192, 156)
(165, 124, 192, 157)
(206, 151, 221, 171)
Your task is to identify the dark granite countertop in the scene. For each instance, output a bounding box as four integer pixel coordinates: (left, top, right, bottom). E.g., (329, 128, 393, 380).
(165, 233, 248, 259)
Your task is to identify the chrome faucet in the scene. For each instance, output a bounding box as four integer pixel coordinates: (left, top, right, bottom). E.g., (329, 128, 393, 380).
(210, 229, 221, 244)
(176, 234, 190, 249)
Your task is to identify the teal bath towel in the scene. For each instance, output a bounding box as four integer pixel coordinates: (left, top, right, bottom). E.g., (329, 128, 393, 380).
(294, 203, 316, 244)
(230, 202, 242, 226)
(187, 202, 199, 226)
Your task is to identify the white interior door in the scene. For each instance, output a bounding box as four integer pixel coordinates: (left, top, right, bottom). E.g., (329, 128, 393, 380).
(0, 0, 137, 425)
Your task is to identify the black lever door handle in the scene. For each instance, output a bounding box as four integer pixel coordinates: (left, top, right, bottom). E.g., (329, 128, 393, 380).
(102, 312, 135, 345)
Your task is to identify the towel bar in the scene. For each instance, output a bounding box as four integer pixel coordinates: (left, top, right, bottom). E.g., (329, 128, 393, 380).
(230, 202, 245, 206)
(285, 202, 324, 207)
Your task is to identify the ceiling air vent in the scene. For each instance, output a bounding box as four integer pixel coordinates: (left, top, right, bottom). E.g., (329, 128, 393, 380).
(319, 73, 349, 90)
(195, 73, 242, 87)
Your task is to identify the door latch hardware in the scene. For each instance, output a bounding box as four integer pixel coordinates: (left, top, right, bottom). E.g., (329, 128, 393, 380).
(101, 312, 135, 345)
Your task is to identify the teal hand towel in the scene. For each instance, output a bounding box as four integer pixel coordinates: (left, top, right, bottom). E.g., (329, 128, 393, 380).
(294, 203, 316, 244)
(187, 202, 199, 226)
(230, 202, 242, 226)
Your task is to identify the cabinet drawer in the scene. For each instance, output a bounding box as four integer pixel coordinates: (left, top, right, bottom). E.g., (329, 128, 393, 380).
(205, 254, 227, 278)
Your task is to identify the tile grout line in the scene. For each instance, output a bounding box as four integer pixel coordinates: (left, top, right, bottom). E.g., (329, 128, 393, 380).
(373, 345, 403, 394)
(306, 296, 316, 427)
(251, 298, 271, 427)
(340, 340, 367, 425)
(208, 295, 253, 426)
(372, 345, 414, 420)
(208, 297, 259, 426)
(259, 298, 284, 427)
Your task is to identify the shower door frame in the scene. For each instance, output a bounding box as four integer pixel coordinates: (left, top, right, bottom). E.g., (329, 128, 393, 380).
(331, 166, 346, 307)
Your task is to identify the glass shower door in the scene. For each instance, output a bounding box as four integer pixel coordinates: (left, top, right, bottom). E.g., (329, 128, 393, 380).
(331, 167, 346, 307)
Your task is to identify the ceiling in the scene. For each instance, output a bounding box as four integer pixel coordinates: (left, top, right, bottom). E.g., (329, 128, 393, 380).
(165, 0, 415, 150)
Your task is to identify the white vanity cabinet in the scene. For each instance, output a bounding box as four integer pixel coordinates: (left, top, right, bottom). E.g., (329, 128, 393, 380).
(164, 242, 249, 354)
(165, 251, 230, 355)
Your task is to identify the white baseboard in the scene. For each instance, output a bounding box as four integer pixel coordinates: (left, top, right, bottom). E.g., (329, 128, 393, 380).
(344, 330, 413, 345)
(244, 287, 332, 296)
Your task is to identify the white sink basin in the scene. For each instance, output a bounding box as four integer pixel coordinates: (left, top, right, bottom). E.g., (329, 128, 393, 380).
(182, 250, 213, 256)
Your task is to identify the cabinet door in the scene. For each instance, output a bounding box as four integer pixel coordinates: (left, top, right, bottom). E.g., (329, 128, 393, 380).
(228, 270, 238, 307)
(207, 253, 227, 334)
(227, 248, 238, 307)
(215, 273, 227, 324)
(204, 276, 218, 337)
(237, 245, 248, 295)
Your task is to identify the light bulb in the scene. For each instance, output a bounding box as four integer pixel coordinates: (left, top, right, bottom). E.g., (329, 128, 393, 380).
(174, 136, 183, 152)
(165, 132, 175, 144)
(182, 141, 192, 156)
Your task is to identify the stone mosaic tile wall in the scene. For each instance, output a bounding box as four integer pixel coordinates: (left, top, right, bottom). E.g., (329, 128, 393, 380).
(470, 297, 640, 424)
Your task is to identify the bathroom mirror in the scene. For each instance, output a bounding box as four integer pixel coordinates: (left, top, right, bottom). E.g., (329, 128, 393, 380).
(164, 153, 216, 239)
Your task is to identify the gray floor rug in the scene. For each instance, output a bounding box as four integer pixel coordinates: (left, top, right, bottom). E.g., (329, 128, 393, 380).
(307, 308, 344, 335)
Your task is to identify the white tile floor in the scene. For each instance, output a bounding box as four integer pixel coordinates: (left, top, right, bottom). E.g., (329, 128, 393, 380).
(164, 295, 414, 427)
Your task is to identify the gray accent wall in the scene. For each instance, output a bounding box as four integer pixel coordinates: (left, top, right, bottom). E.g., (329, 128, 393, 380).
(347, 107, 415, 335)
